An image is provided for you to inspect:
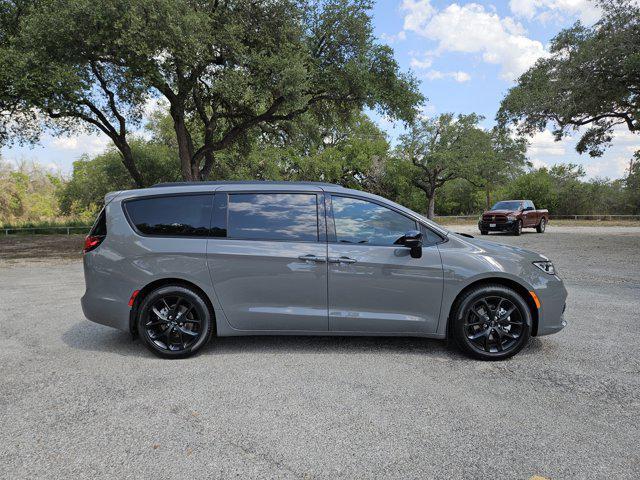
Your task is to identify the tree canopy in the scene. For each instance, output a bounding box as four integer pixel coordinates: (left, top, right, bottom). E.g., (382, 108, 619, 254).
(498, 0, 640, 157)
(395, 113, 485, 218)
(0, 0, 423, 185)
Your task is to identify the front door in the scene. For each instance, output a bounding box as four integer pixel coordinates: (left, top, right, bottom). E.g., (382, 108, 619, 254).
(327, 195, 443, 334)
(207, 191, 328, 332)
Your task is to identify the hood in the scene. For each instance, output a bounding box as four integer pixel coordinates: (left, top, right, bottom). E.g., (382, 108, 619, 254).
(483, 209, 518, 215)
(449, 232, 547, 261)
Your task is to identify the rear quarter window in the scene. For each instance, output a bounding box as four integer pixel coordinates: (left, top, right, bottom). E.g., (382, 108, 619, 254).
(90, 208, 107, 236)
(124, 194, 213, 237)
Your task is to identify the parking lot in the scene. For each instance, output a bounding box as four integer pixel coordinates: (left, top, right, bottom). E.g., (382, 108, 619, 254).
(1, 226, 639, 479)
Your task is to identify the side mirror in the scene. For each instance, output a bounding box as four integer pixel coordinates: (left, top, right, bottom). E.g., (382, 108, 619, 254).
(396, 230, 423, 258)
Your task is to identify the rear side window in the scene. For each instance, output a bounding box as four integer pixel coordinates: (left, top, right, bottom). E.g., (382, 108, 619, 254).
(227, 193, 318, 241)
(124, 194, 213, 237)
(90, 208, 107, 236)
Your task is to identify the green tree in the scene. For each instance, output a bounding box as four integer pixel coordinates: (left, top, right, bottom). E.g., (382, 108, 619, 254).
(503, 169, 557, 211)
(58, 139, 180, 215)
(626, 152, 640, 213)
(396, 113, 484, 219)
(1, 0, 422, 184)
(465, 128, 529, 209)
(498, 0, 640, 157)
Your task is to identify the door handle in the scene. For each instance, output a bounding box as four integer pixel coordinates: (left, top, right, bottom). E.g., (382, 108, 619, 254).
(328, 256, 357, 264)
(298, 254, 327, 263)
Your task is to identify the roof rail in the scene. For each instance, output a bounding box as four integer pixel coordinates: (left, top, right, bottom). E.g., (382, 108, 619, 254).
(150, 180, 343, 188)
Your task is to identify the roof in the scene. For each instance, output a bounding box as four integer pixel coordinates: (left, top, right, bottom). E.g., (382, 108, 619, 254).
(151, 180, 342, 188)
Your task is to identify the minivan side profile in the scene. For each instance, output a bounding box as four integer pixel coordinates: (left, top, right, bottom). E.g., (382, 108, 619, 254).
(81, 181, 567, 360)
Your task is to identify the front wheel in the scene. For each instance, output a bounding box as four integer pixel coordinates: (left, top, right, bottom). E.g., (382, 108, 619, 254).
(451, 285, 531, 360)
(513, 220, 522, 236)
(536, 218, 546, 233)
(137, 285, 213, 359)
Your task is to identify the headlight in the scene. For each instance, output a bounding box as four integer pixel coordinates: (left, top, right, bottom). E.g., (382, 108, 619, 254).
(533, 261, 555, 275)
(507, 214, 517, 221)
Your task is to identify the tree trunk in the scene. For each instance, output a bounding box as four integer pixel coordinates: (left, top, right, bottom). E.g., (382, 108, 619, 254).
(170, 105, 197, 181)
(116, 140, 145, 188)
(427, 191, 436, 219)
(485, 187, 492, 210)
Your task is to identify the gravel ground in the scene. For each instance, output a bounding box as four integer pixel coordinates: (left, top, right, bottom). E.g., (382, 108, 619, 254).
(1, 226, 639, 479)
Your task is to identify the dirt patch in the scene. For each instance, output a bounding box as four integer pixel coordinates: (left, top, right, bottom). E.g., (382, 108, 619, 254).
(0, 234, 84, 261)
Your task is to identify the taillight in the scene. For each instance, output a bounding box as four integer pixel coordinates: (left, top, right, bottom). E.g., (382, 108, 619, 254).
(83, 235, 105, 254)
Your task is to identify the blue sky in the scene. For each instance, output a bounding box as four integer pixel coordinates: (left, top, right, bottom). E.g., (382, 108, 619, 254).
(2, 0, 638, 179)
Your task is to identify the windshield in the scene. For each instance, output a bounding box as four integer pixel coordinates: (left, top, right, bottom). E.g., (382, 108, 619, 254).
(491, 201, 522, 211)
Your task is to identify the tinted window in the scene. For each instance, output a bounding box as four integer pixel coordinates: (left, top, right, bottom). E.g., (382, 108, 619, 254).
(227, 193, 318, 241)
(420, 224, 443, 245)
(331, 196, 416, 245)
(491, 201, 522, 210)
(90, 208, 107, 236)
(125, 195, 213, 236)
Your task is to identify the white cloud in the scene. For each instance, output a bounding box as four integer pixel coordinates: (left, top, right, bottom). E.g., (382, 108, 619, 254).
(410, 56, 433, 70)
(401, 0, 436, 32)
(584, 156, 630, 179)
(528, 129, 566, 158)
(423, 69, 471, 83)
(402, 2, 548, 80)
(452, 71, 471, 82)
(51, 137, 79, 150)
(380, 31, 407, 44)
(611, 128, 640, 149)
(526, 127, 638, 179)
(50, 133, 110, 155)
(509, 0, 601, 24)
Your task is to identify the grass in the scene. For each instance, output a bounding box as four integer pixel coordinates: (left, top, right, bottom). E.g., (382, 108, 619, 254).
(0, 218, 92, 235)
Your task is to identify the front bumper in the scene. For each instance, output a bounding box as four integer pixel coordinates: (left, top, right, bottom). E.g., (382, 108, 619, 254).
(478, 220, 516, 232)
(535, 277, 568, 336)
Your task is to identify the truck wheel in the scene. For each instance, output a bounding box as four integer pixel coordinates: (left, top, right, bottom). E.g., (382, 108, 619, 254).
(536, 218, 546, 233)
(513, 220, 522, 236)
(480, 230, 488, 235)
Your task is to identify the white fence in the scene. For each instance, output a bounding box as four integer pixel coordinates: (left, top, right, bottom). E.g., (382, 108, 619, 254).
(3, 226, 92, 235)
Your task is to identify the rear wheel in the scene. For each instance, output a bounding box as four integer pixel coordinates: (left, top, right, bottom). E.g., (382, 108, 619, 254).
(451, 284, 531, 360)
(136, 285, 213, 359)
(513, 220, 522, 236)
(536, 218, 546, 233)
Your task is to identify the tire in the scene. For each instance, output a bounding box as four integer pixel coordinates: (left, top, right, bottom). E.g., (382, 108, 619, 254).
(480, 230, 488, 235)
(136, 285, 213, 359)
(451, 284, 531, 360)
(513, 220, 522, 236)
(536, 218, 546, 233)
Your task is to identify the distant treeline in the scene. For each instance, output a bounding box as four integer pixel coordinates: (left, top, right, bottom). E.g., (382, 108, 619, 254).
(1, 113, 638, 227)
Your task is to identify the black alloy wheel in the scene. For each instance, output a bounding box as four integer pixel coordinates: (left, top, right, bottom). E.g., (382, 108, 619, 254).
(452, 285, 531, 360)
(137, 286, 213, 358)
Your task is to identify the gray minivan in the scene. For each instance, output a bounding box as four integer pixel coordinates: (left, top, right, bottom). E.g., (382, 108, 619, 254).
(81, 181, 567, 360)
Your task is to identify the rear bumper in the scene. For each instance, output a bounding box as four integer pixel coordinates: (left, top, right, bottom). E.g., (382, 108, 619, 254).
(81, 291, 130, 331)
(478, 220, 516, 232)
